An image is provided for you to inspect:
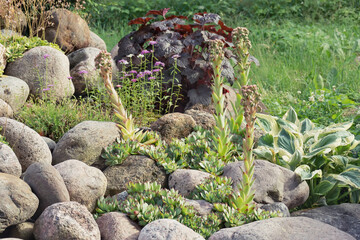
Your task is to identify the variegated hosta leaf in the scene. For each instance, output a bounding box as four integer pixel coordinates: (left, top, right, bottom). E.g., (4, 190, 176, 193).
(258, 134, 274, 148)
(329, 155, 349, 168)
(300, 118, 315, 134)
(276, 118, 299, 134)
(288, 150, 303, 171)
(306, 133, 342, 158)
(256, 113, 279, 135)
(282, 107, 299, 126)
(253, 146, 274, 161)
(317, 121, 353, 139)
(276, 128, 297, 155)
(294, 164, 322, 181)
(328, 167, 360, 189)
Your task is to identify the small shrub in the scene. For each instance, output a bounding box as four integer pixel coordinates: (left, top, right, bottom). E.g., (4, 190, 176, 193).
(0, 35, 62, 63)
(15, 97, 114, 142)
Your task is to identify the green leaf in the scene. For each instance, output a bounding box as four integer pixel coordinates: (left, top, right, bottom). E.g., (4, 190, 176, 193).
(294, 164, 322, 181)
(313, 180, 336, 196)
(256, 113, 279, 135)
(258, 134, 274, 148)
(277, 128, 296, 155)
(254, 147, 274, 161)
(282, 107, 299, 125)
(300, 118, 314, 134)
(288, 150, 303, 171)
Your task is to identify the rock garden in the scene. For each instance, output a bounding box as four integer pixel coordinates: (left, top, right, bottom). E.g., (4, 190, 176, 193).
(0, 1, 359, 240)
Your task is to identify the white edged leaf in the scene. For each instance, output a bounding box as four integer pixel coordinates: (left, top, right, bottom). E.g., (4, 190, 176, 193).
(256, 113, 279, 135)
(294, 164, 322, 181)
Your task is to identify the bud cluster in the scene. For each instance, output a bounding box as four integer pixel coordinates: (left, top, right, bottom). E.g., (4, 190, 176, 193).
(208, 39, 225, 62)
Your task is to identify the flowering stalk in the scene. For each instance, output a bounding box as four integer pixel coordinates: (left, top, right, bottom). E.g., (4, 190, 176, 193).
(228, 27, 253, 135)
(95, 51, 156, 145)
(209, 39, 234, 163)
(229, 85, 260, 214)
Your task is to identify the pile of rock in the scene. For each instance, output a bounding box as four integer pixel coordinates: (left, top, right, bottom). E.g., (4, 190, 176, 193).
(0, 116, 359, 239)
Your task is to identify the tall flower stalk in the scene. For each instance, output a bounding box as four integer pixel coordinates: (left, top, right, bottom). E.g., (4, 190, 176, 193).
(95, 50, 156, 145)
(229, 85, 260, 214)
(209, 39, 234, 163)
(229, 27, 253, 135)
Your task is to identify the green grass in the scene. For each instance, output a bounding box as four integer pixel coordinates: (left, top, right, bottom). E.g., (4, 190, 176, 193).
(93, 18, 360, 118)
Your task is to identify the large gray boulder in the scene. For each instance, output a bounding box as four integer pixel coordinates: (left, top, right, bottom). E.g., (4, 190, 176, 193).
(292, 203, 360, 239)
(54, 160, 107, 212)
(0, 118, 52, 172)
(43, 8, 91, 53)
(52, 121, 120, 167)
(169, 169, 212, 197)
(150, 112, 196, 142)
(96, 212, 141, 240)
(67, 47, 102, 95)
(4, 46, 74, 99)
(33, 201, 100, 240)
(0, 142, 21, 177)
(0, 173, 39, 233)
(103, 155, 167, 196)
(208, 216, 355, 240)
(138, 219, 205, 240)
(223, 160, 309, 209)
(22, 162, 70, 218)
(0, 76, 29, 112)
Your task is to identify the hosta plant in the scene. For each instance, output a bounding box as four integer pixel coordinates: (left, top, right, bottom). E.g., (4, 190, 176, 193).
(254, 107, 360, 206)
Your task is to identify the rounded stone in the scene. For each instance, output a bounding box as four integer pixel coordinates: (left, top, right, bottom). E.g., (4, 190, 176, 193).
(103, 155, 167, 196)
(169, 169, 212, 197)
(33, 201, 100, 240)
(54, 160, 107, 212)
(208, 216, 355, 240)
(223, 160, 309, 209)
(0, 76, 29, 112)
(0, 142, 22, 177)
(0, 118, 52, 172)
(43, 8, 91, 53)
(52, 121, 120, 166)
(22, 162, 70, 218)
(138, 219, 205, 240)
(96, 212, 141, 240)
(150, 112, 196, 142)
(0, 99, 13, 118)
(89, 31, 107, 51)
(5, 46, 74, 100)
(0, 173, 39, 233)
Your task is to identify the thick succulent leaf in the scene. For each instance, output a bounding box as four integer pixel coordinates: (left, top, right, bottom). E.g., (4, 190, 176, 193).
(256, 113, 279, 135)
(282, 107, 299, 125)
(294, 164, 322, 181)
(313, 180, 336, 196)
